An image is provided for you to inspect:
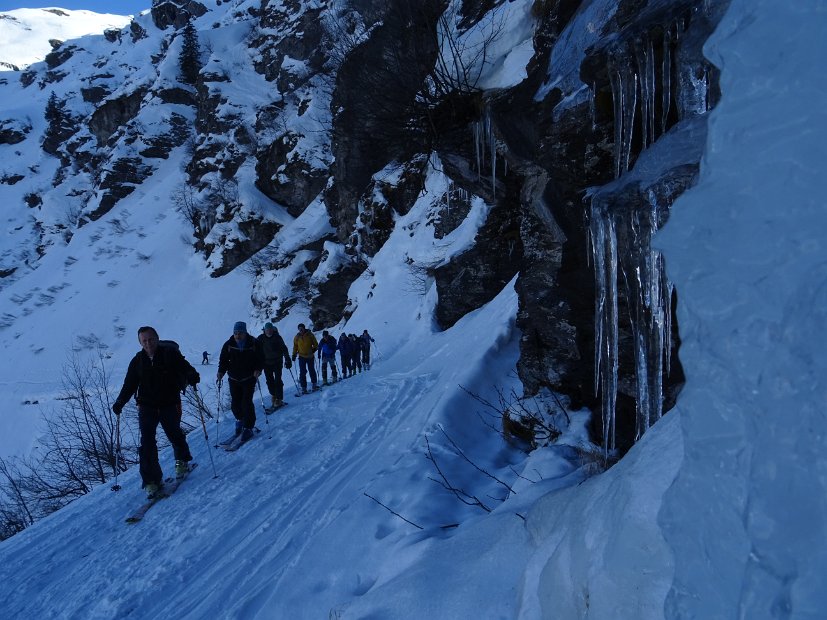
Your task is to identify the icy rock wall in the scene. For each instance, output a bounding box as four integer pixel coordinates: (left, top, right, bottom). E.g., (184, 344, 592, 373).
(658, 0, 827, 616)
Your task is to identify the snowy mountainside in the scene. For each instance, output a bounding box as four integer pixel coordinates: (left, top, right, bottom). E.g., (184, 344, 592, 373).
(0, 7, 132, 70)
(0, 0, 824, 617)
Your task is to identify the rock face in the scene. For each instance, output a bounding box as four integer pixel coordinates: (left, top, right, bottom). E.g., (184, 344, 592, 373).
(2, 0, 730, 456)
(0, 118, 29, 145)
(150, 0, 208, 30)
(318, 0, 728, 453)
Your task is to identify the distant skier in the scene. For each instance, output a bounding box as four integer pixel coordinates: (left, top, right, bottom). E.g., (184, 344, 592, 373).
(202, 351, 210, 365)
(260, 322, 291, 410)
(292, 323, 318, 393)
(317, 330, 338, 385)
(112, 326, 199, 499)
(359, 329, 375, 370)
(217, 322, 264, 441)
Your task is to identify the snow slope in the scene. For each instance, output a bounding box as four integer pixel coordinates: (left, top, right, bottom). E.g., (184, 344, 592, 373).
(0, 7, 131, 69)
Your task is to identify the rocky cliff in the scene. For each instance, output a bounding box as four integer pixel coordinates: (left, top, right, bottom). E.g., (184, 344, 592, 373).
(0, 0, 730, 455)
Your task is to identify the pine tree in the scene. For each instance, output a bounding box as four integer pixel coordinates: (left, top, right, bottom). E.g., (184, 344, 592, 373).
(42, 91, 75, 156)
(179, 21, 201, 86)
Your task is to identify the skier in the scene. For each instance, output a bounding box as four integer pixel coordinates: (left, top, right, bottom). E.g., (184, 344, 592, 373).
(112, 326, 199, 499)
(260, 322, 291, 410)
(217, 321, 264, 441)
(317, 330, 338, 385)
(349, 333, 363, 374)
(338, 332, 351, 378)
(292, 323, 318, 393)
(360, 329, 375, 370)
(202, 351, 209, 365)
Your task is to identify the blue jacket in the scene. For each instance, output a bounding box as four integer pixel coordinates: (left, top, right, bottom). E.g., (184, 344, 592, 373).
(318, 335, 337, 357)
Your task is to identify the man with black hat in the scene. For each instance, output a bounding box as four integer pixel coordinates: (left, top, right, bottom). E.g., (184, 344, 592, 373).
(217, 321, 264, 440)
(259, 322, 291, 410)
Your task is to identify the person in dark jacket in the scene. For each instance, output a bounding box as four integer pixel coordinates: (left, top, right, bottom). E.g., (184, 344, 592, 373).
(349, 333, 363, 374)
(338, 333, 352, 378)
(260, 322, 291, 409)
(317, 330, 338, 385)
(217, 321, 264, 439)
(113, 326, 199, 498)
(359, 330, 375, 370)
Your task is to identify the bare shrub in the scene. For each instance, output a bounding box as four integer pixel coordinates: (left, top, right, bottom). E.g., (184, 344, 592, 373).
(0, 348, 136, 540)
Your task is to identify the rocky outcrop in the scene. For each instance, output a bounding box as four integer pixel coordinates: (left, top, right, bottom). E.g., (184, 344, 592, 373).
(433, 178, 523, 330)
(86, 157, 154, 221)
(88, 89, 147, 145)
(0, 118, 30, 145)
(309, 259, 366, 330)
(207, 217, 281, 277)
(328, 2, 441, 241)
(151, 0, 208, 30)
(255, 129, 327, 218)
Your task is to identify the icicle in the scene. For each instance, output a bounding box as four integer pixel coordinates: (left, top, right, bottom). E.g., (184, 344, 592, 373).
(646, 36, 656, 144)
(472, 122, 482, 180)
(608, 51, 638, 178)
(665, 280, 674, 375)
(661, 24, 673, 134)
(590, 81, 597, 130)
(634, 39, 651, 149)
(609, 64, 624, 179)
(590, 198, 619, 456)
(488, 111, 496, 191)
(606, 215, 618, 454)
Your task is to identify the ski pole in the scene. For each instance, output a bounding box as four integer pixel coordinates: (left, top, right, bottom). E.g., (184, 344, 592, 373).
(288, 366, 301, 397)
(215, 378, 223, 447)
(195, 386, 218, 478)
(256, 378, 271, 438)
(111, 412, 122, 492)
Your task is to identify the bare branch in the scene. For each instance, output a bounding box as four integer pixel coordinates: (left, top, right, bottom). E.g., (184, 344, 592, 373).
(363, 492, 423, 530)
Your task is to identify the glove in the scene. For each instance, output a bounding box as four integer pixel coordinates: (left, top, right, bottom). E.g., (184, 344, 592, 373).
(291, 354, 297, 362)
(189, 372, 200, 387)
(285, 359, 292, 369)
(112, 402, 123, 416)
(216, 372, 224, 384)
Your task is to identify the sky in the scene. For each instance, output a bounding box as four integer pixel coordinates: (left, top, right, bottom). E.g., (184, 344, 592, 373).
(0, 1, 147, 13)
(0, 0, 824, 617)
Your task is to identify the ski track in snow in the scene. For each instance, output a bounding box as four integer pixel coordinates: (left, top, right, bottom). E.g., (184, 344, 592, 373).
(0, 371, 438, 619)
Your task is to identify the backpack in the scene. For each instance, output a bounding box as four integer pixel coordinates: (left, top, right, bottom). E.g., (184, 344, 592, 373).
(136, 340, 192, 394)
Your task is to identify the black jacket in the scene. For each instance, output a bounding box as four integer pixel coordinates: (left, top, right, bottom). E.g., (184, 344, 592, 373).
(114, 346, 199, 409)
(218, 334, 264, 381)
(259, 331, 290, 368)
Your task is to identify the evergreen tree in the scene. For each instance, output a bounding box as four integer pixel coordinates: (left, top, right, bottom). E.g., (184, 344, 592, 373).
(42, 91, 75, 156)
(179, 21, 201, 86)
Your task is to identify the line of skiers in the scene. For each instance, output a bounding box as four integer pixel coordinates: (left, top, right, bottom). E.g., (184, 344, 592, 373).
(112, 322, 376, 498)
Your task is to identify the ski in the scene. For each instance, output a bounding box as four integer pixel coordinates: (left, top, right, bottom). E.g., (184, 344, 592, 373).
(264, 402, 288, 415)
(222, 428, 260, 452)
(125, 463, 198, 524)
(218, 432, 239, 446)
(294, 386, 322, 397)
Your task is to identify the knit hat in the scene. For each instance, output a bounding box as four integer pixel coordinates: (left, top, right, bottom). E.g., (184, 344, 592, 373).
(233, 321, 247, 334)
(264, 322, 274, 330)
